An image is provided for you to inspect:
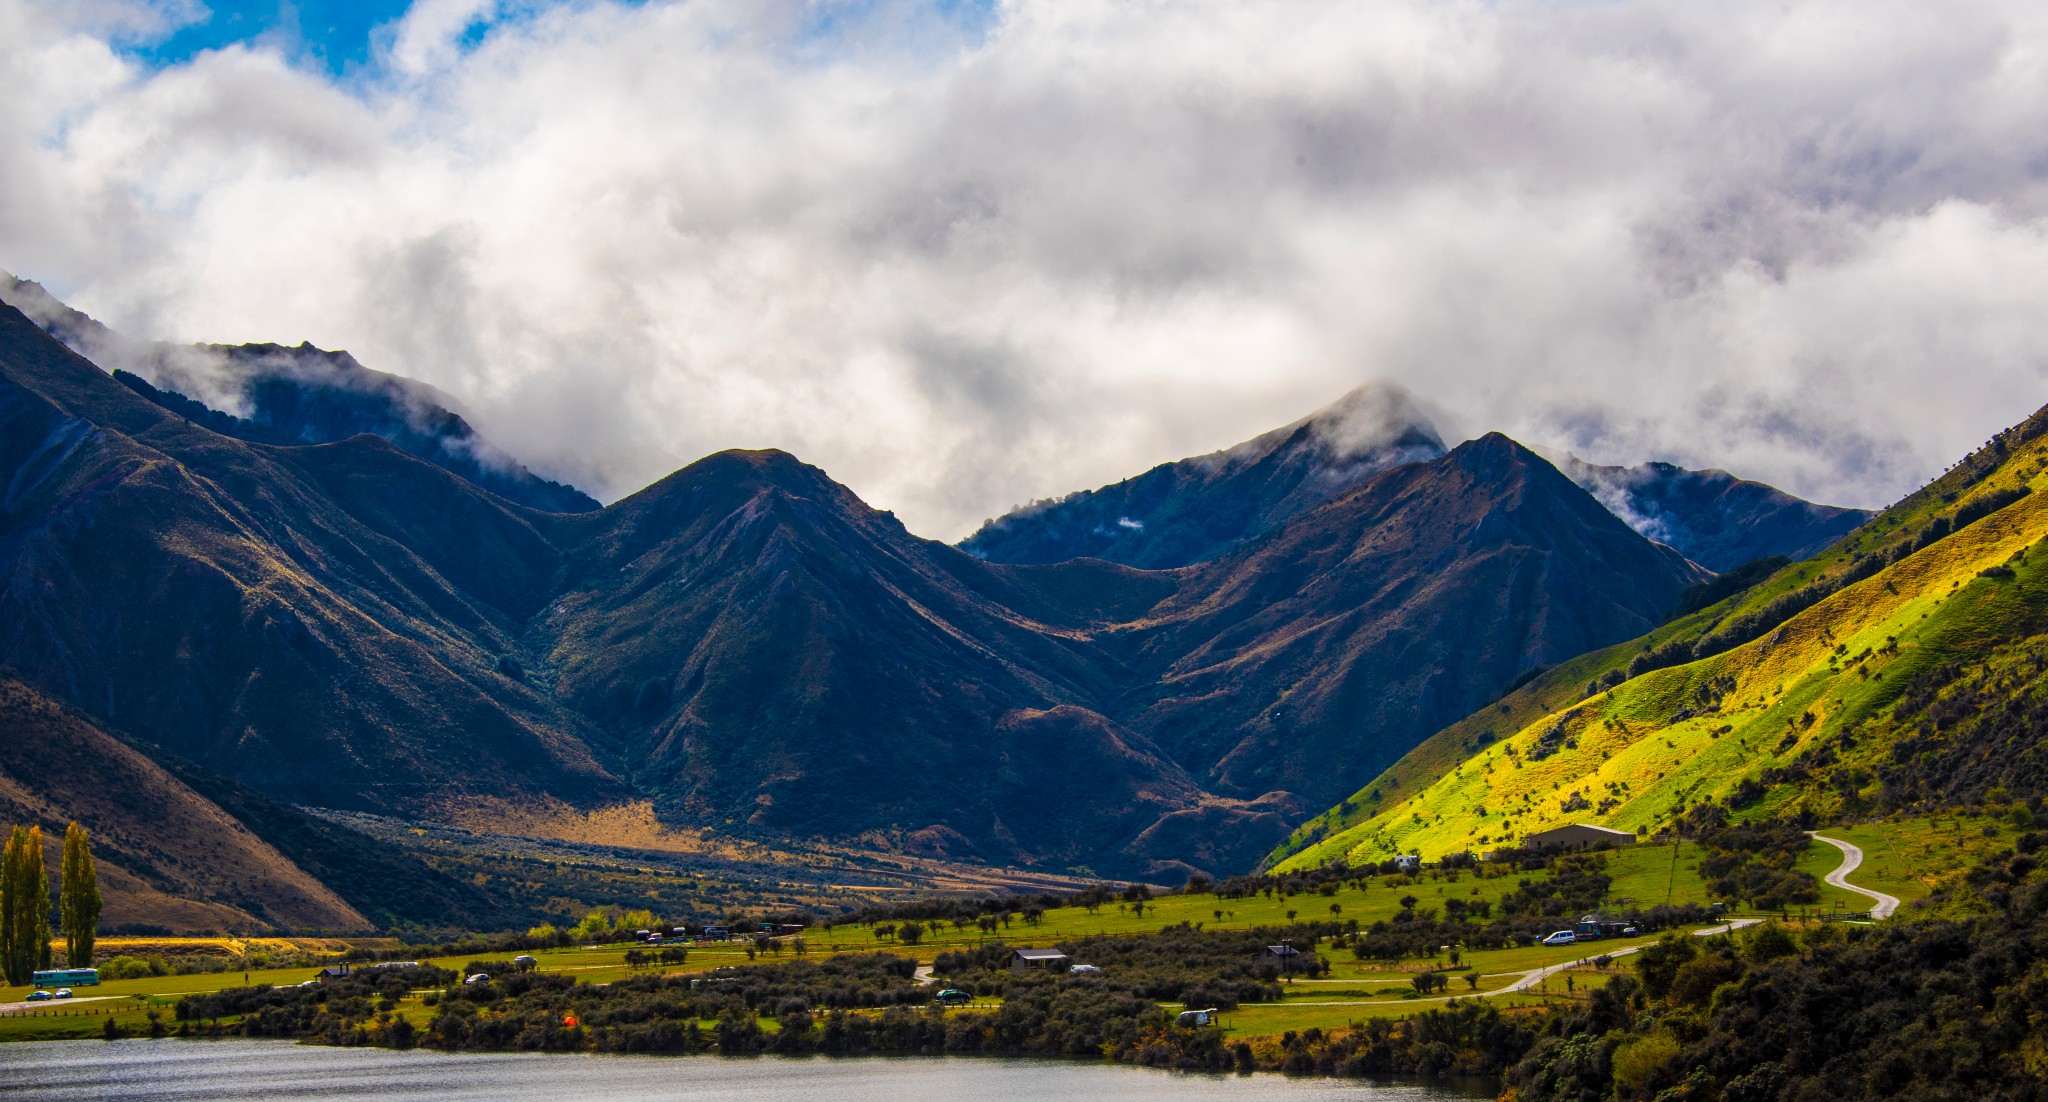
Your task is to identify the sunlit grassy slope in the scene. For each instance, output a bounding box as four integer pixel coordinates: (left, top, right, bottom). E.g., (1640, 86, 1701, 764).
(1275, 403, 2048, 870)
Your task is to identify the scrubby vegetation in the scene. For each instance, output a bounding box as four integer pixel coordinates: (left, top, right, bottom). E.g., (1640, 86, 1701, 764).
(1688, 811, 1823, 912)
(173, 946, 1259, 1068)
(937, 927, 1296, 1008)
(1208, 835, 2048, 1096)
(1507, 836, 2048, 1100)
(177, 964, 458, 1047)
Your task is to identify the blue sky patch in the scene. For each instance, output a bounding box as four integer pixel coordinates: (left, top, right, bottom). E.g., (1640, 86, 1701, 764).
(129, 1, 419, 73)
(122, 0, 999, 76)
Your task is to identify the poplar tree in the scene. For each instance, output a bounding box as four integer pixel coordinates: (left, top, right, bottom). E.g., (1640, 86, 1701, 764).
(16, 827, 50, 975)
(1, 826, 51, 982)
(61, 823, 101, 968)
(0, 827, 16, 985)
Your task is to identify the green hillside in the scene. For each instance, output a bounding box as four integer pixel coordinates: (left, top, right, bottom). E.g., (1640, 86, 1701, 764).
(1274, 402, 2048, 870)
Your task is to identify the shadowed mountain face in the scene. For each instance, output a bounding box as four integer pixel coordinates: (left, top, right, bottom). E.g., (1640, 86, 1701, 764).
(0, 298, 1713, 891)
(1117, 434, 1709, 811)
(536, 449, 1205, 867)
(1559, 456, 1872, 572)
(0, 676, 371, 933)
(0, 303, 622, 812)
(960, 383, 1447, 568)
(0, 676, 511, 934)
(0, 275, 599, 514)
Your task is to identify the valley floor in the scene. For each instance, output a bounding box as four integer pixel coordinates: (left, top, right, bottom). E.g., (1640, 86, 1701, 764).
(0, 828, 1909, 1048)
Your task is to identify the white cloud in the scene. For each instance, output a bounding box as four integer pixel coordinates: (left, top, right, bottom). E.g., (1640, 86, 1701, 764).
(4, 0, 2048, 539)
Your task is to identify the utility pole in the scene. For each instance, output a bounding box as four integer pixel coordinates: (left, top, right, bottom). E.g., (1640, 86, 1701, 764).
(1666, 837, 1679, 905)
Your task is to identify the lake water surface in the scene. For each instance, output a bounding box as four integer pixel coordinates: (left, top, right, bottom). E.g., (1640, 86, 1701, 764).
(0, 1039, 1495, 1101)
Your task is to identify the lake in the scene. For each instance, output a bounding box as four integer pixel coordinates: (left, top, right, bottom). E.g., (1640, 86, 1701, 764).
(0, 1039, 1496, 1101)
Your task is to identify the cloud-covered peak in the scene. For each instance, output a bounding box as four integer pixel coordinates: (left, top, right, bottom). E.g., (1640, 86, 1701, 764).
(1302, 380, 1445, 462)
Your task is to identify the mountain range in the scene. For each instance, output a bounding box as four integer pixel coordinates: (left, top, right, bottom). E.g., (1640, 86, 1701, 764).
(963, 386, 1869, 574)
(0, 282, 1892, 929)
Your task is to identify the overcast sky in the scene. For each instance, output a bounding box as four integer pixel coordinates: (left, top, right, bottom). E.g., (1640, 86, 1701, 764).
(5, 0, 2047, 540)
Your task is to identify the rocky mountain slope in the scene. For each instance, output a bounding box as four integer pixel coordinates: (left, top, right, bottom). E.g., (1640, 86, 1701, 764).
(1115, 433, 1707, 816)
(0, 301, 624, 811)
(1274, 403, 2048, 870)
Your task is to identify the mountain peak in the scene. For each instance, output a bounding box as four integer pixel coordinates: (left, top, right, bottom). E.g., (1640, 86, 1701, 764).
(962, 379, 1448, 568)
(1444, 431, 1546, 482)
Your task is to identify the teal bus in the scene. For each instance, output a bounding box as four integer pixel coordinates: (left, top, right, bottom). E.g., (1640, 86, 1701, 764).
(31, 968, 99, 988)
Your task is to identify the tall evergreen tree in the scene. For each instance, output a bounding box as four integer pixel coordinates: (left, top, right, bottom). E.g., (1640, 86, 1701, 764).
(61, 823, 101, 969)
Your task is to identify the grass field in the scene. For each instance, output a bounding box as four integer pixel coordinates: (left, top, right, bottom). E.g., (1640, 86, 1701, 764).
(1822, 815, 2012, 904)
(0, 826, 1925, 1048)
(0, 905, 1742, 1048)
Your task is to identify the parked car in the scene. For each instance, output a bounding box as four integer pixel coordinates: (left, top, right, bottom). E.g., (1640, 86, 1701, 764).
(24, 991, 51, 1002)
(1069, 964, 1102, 975)
(1540, 930, 1577, 946)
(934, 989, 972, 1006)
(464, 974, 490, 985)
(52, 989, 73, 999)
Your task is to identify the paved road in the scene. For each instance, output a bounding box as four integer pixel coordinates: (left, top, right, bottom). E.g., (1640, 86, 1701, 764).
(1496, 918, 1760, 994)
(1229, 919, 1772, 1012)
(1809, 832, 1901, 919)
(0, 994, 121, 1016)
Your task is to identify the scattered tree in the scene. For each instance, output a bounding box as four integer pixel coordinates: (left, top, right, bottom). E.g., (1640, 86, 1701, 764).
(60, 823, 101, 968)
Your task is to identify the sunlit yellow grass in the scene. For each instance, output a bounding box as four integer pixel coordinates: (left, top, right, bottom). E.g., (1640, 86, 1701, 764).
(1278, 446, 2048, 873)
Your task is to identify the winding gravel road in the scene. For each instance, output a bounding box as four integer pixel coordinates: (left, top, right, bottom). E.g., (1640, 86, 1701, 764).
(1808, 832, 1902, 919)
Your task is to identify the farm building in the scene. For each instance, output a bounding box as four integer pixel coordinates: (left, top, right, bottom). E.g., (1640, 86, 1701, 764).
(1522, 823, 1637, 851)
(1011, 948, 1069, 972)
(1261, 944, 1304, 972)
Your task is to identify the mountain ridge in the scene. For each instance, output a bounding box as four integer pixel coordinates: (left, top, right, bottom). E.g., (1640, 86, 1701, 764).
(963, 382, 1872, 576)
(0, 295, 1731, 912)
(1559, 454, 1872, 572)
(0, 274, 600, 514)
